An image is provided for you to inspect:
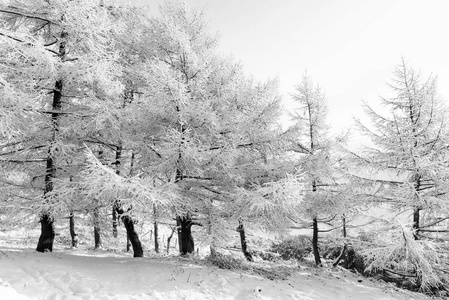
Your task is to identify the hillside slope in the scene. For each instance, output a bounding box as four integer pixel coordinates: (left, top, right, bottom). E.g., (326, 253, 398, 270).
(0, 233, 431, 300)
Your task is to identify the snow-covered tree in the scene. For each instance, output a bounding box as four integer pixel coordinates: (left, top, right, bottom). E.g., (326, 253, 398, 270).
(0, 0, 124, 252)
(289, 73, 345, 266)
(76, 1, 297, 258)
(352, 60, 449, 290)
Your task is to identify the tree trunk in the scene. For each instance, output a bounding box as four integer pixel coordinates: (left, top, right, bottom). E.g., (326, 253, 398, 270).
(412, 175, 421, 240)
(36, 214, 55, 252)
(111, 148, 143, 257)
(126, 234, 131, 252)
(121, 214, 143, 257)
(93, 151, 104, 249)
(36, 32, 65, 251)
(167, 226, 176, 254)
(153, 203, 159, 253)
(112, 206, 118, 238)
(209, 245, 217, 258)
(94, 226, 101, 249)
(332, 215, 347, 267)
(312, 217, 322, 266)
(310, 179, 321, 266)
(413, 207, 420, 240)
(36, 152, 57, 252)
(236, 221, 253, 262)
(112, 144, 122, 239)
(332, 244, 347, 267)
(93, 206, 101, 249)
(69, 212, 78, 248)
(154, 220, 159, 253)
(116, 207, 143, 257)
(177, 216, 194, 255)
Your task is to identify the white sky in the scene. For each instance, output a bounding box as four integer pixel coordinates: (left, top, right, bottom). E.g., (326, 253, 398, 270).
(132, 0, 449, 139)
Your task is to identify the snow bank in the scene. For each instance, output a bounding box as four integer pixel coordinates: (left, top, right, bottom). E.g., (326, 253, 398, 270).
(0, 239, 431, 300)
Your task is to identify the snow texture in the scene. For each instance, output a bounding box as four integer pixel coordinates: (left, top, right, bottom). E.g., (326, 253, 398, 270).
(0, 231, 431, 300)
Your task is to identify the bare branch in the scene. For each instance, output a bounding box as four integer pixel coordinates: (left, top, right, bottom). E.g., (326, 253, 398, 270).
(420, 217, 449, 229)
(0, 9, 60, 25)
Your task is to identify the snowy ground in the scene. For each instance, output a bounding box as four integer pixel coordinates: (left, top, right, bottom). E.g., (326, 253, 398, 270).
(0, 231, 433, 300)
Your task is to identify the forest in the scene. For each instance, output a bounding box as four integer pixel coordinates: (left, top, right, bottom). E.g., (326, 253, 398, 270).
(0, 0, 448, 299)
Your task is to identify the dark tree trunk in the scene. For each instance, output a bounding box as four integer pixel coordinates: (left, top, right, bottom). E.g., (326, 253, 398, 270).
(69, 212, 78, 248)
(236, 221, 253, 262)
(112, 144, 122, 239)
(93, 206, 101, 249)
(116, 207, 143, 257)
(121, 214, 143, 257)
(177, 216, 194, 255)
(310, 179, 322, 266)
(111, 146, 143, 257)
(154, 220, 159, 253)
(36, 149, 57, 252)
(93, 151, 104, 249)
(342, 215, 347, 238)
(412, 176, 421, 240)
(153, 204, 159, 253)
(413, 207, 420, 240)
(312, 217, 322, 266)
(112, 205, 118, 238)
(36, 31, 66, 252)
(36, 214, 55, 252)
(94, 226, 101, 249)
(126, 235, 131, 252)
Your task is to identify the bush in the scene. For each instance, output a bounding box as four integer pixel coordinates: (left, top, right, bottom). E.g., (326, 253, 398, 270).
(321, 239, 367, 274)
(208, 252, 243, 270)
(251, 250, 281, 262)
(207, 252, 293, 281)
(252, 266, 292, 281)
(270, 235, 311, 261)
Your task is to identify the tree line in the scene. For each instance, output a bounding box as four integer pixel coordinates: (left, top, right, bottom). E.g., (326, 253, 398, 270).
(0, 0, 448, 294)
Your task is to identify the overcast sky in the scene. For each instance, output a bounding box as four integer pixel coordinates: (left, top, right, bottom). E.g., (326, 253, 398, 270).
(131, 0, 449, 139)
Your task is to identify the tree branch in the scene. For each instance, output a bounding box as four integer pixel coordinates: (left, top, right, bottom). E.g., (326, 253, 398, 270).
(0, 158, 46, 163)
(417, 229, 449, 233)
(420, 217, 449, 229)
(0, 9, 60, 25)
(384, 268, 416, 278)
(0, 31, 59, 55)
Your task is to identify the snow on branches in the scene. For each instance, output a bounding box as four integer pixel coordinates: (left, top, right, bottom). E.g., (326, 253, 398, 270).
(75, 147, 181, 211)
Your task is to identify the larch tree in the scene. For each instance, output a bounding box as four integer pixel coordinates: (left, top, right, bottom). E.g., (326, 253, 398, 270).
(0, 0, 124, 252)
(53, 4, 160, 256)
(69, 1, 222, 255)
(144, 1, 219, 255)
(289, 73, 343, 266)
(77, 1, 298, 258)
(352, 60, 449, 291)
(224, 77, 304, 260)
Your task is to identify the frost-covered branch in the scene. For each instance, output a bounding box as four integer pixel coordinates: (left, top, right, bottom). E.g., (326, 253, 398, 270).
(74, 147, 181, 209)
